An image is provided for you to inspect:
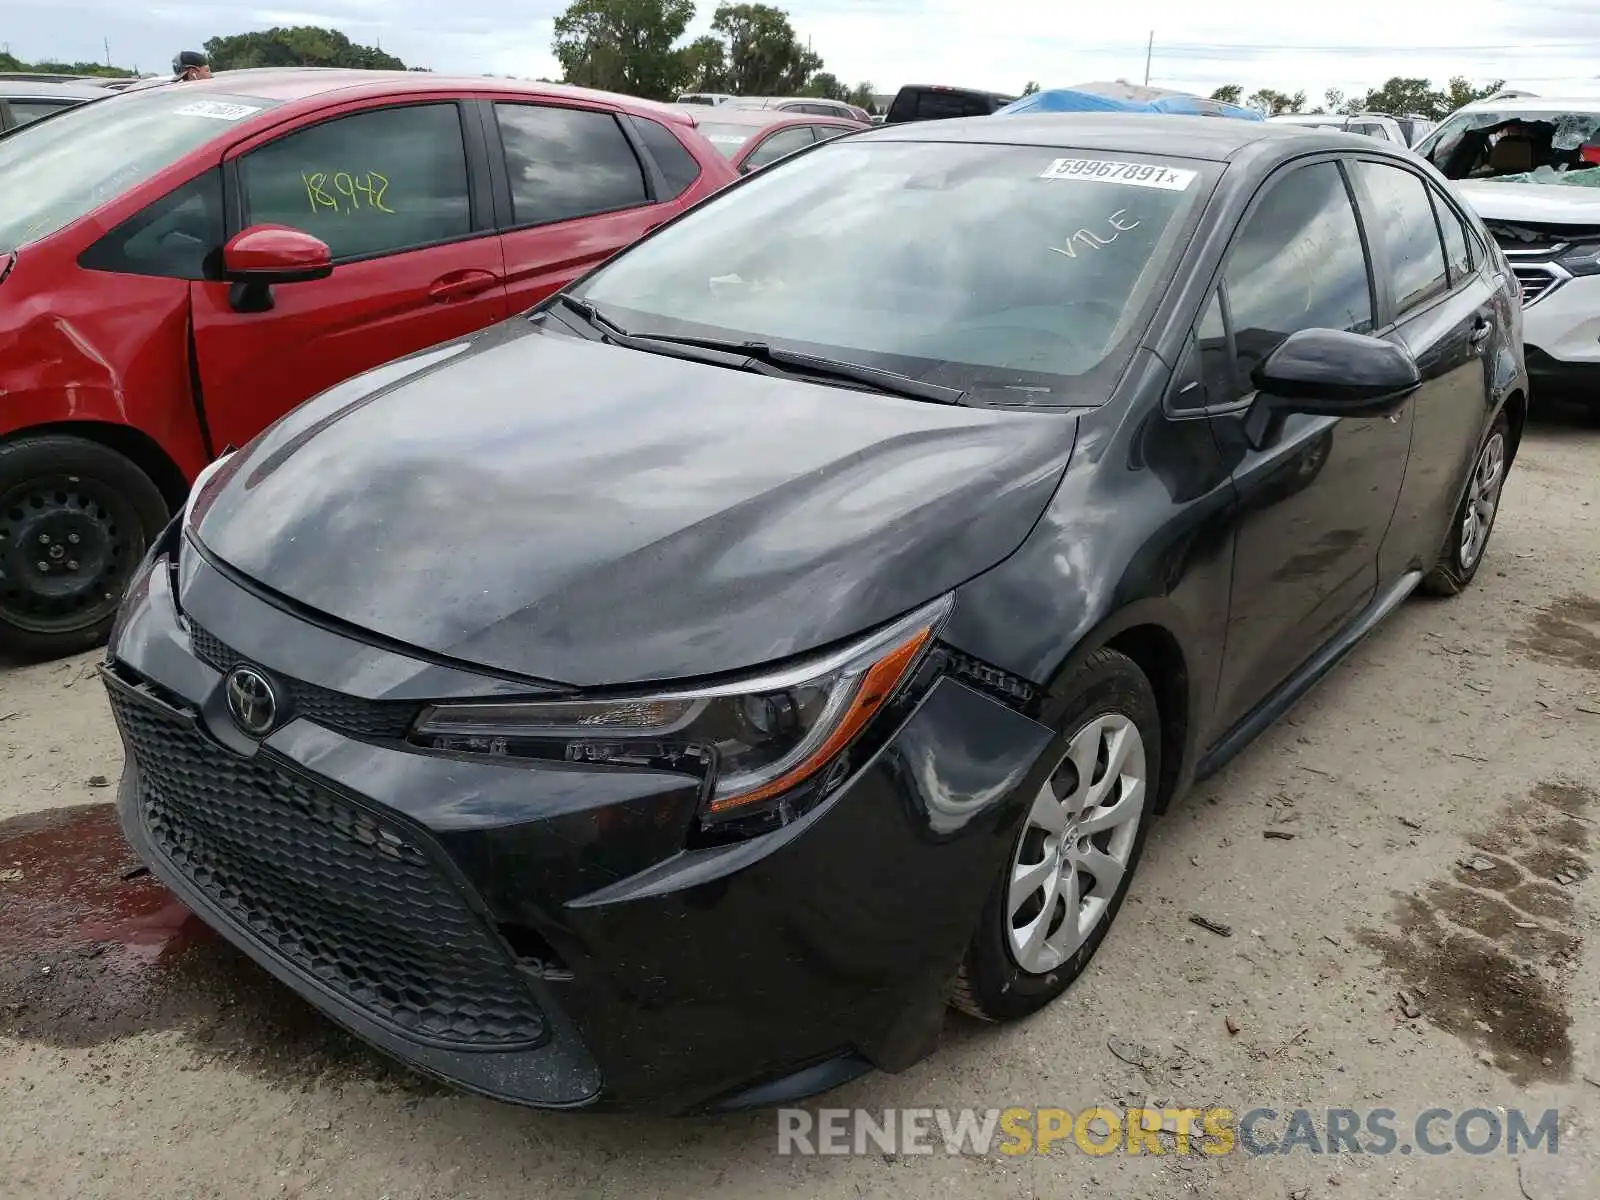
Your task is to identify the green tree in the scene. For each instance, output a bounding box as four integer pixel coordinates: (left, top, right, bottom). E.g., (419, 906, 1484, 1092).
(551, 0, 696, 98)
(1209, 84, 1242, 105)
(711, 3, 822, 95)
(204, 27, 405, 71)
(1022, 80, 1041, 96)
(0, 49, 135, 78)
(846, 80, 876, 113)
(1352, 76, 1438, 117)
(1439, 75, 1505, 116)
(680, 33, 728, 92)
(802, 71, 847, 100)
(1247, 87, 1305, 116)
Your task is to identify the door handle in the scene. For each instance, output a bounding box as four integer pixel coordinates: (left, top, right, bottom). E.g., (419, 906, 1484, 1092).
(427, 269, 501, 302)
(1469, 317, 1493, 345)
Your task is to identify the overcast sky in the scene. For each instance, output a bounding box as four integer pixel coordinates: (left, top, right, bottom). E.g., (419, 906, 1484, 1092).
(8, 0, 1600, 100)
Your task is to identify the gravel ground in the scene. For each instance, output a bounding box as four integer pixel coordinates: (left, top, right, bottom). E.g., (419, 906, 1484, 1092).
(1, 406, 1596, 1200)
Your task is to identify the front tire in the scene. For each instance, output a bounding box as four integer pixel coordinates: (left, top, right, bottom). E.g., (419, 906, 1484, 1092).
(952, 647, 1160, 1022)
(0, 435, 170, 660)
(1419, 412, 1509, 597)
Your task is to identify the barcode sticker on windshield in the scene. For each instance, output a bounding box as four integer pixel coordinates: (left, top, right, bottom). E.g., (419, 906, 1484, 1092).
(1040, 158, 1197, 190)
(172, 100, 262, 121)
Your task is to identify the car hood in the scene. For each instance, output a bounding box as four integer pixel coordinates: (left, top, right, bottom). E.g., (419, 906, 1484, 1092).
(193, 320, 1079, 688)
(1453, 179, 1600, 224)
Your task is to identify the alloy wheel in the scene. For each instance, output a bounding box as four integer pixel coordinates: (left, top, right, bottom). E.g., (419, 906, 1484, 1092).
(1006, 713, 1148, 975)
(1459, 431, 1505, 571)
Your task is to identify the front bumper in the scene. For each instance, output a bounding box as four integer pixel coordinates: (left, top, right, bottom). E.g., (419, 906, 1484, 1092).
(1520, 270, 1600, 389)
(103, 539, 1054, 1113)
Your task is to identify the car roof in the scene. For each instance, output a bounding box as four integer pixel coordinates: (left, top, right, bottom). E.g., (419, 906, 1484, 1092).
(895, 84, 1014, 100)
(168, 68, 699, 124)
(1455, 93, 1600, 112)
(683, 105, 859, 129)
(728, 96, 852, 108)
(861, 111, 1341, 161)
(0, 79, 109, 100)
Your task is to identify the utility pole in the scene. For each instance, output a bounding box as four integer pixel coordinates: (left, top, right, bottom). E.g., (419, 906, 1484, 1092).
(104, 36, 111, 67)
(1143, 30, 1153, 87)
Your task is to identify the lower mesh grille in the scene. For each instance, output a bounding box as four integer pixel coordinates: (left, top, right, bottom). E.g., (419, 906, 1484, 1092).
(187, 622, 418, 739)
(107, 679, 546, 1048)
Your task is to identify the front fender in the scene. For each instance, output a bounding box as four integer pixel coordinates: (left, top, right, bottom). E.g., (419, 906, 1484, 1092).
(941, 366, 1239, 801)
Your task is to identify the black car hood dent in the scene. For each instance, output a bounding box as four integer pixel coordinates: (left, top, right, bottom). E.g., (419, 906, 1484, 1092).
(194, 320, 1079, 688)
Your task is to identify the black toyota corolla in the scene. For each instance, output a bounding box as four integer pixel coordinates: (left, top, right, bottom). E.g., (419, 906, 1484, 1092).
(103, 114, 1526, 1114)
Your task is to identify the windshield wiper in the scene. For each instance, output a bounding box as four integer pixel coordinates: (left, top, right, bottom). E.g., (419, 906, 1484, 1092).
(549, 295, 966, 406)
(608, 330, 967, 406)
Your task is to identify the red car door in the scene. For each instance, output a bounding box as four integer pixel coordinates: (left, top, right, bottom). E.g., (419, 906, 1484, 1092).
(191, 98, 507, 451)
(488, 100, 705, 313)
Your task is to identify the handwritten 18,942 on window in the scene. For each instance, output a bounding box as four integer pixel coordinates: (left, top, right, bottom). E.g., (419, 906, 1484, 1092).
(302, 170, 395, 215)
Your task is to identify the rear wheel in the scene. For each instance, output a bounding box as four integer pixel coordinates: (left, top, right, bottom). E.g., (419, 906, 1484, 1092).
(952, 648, 1160, 1022)
(0, 435, 170, 660)
(1419, 412, 1509, 597)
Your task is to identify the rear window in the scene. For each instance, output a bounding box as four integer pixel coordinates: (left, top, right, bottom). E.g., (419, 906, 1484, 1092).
(0, 89, 279, 251)
(1418, 107, 1600, 186)
(576, 140, 1215, 406)
(891, 89, 998, 121)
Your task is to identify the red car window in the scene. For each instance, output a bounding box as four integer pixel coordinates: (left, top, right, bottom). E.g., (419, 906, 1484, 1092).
(494, 103, 649, 227)
(240, 104, 473, 260)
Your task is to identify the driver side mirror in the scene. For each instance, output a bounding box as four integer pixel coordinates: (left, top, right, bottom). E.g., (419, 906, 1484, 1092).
(1243, 328, 1420, 449)
(222, 225, 333, 313)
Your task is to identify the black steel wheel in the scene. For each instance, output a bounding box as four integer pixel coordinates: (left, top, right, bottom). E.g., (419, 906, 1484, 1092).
(0, 435, 170, 660)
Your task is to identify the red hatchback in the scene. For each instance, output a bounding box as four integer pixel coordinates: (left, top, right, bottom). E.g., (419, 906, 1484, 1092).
(0, 69, 735, 657)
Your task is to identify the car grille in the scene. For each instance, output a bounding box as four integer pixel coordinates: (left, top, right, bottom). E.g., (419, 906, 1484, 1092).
(1510, 265, 1564, 308)
(188, 622, 418, 739)
(107, 680, 547, 1048)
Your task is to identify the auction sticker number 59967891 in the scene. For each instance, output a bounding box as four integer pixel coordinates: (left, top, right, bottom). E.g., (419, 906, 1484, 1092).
(1040, 158, 1197, 191)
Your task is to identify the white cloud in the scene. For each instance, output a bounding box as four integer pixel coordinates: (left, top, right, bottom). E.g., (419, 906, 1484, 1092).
(9, 0, 1600, 103)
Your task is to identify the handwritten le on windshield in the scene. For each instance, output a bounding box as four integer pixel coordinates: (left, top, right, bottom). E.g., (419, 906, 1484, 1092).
(1051, 209, 1140, 258)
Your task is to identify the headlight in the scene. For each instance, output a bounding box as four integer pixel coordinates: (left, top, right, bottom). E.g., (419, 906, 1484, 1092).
(182, 449, 239, 529)
(1555, 240, 1600, 277)
(412, 594, 953, 823)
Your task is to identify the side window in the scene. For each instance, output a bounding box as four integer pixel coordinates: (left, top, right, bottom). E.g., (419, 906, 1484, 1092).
(79, 168, 224, 280)
(1431, 188, 1474, 284)
(1223, 161, 1374, 388)
(630, 116, 702, 200)
(1172, 287, 1235, 411)
(11, 100, 77, 125)
(494, 103, 648, 226)
(743, 126, 816, 170)
(1352, 160, 1450, 313)
(811, 124, 851, 144)
(241, 104, 471, 262)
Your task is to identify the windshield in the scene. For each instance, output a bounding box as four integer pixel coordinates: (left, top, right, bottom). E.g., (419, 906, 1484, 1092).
(0, 89, 279, 251)
(572, 140, 1212, 405)
(1417, 107, 1600, 187)
(695, 122, 757, 156)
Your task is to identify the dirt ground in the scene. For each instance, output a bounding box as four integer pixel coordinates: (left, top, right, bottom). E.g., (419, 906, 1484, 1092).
(2, 406, 1597, 1200)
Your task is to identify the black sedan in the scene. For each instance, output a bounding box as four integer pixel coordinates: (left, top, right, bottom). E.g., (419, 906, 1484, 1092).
(102, 114, 1526, 1114)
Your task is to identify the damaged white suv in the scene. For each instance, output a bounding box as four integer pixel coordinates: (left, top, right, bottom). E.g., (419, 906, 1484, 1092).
(1414, 93, 1600, 414)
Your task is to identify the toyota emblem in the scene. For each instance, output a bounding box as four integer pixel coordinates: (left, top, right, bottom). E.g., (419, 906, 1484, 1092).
(225, 665, 279, 736)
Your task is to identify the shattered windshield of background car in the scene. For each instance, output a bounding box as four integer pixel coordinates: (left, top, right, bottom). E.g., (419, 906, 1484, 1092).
(1422, 109, 1600, 185)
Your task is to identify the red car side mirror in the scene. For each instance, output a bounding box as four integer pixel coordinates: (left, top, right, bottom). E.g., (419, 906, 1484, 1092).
(222, 225, 333, 285)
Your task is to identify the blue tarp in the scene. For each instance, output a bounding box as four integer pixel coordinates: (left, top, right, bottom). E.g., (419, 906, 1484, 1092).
(996, 86, 1264, 122)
